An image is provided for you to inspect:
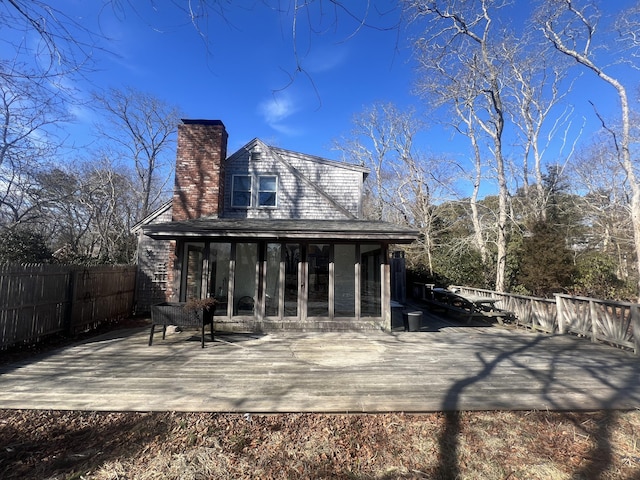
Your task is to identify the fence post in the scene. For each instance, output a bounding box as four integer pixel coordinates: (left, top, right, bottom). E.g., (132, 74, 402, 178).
(63, 268, 78, 335)
(555, 294, 565, 335)
(589, 300, 598, 344)
(631, 304, 640, 356)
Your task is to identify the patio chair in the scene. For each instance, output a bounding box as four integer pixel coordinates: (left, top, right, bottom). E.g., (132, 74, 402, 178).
(236, 296, 254, 315)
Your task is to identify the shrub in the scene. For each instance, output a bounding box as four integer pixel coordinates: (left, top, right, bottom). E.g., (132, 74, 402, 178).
(0, 228, 53, 263)
(572, 252, 636, 301)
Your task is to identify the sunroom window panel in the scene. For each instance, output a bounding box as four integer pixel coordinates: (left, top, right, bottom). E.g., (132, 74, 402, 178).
(209, 243, 230, 316)
(308, 243, 329, 317)
(234, 243, 258, 315)
(334, 244, 356, 317)
(183, 243, 204, 302)
(284, 244, 300, 317)
(265, 243, 281, 317)
(360, 244, 382, 317)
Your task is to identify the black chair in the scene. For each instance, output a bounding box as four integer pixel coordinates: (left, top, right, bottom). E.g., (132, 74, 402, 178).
(236, 296, 254, 314)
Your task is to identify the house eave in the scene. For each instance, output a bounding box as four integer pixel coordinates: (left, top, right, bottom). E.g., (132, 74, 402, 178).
(130, 200, 172, 234)
(142, 219, 419, 244)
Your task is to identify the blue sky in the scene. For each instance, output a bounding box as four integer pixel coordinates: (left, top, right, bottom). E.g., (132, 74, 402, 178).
(67, 1, 414, 157)
(6, 1, 639, 196)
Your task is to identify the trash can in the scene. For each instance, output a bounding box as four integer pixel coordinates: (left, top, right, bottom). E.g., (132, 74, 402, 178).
(403, 310, 422, 332)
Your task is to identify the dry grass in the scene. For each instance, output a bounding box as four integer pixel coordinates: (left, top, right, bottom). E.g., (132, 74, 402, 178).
(1, 409, 639, 479)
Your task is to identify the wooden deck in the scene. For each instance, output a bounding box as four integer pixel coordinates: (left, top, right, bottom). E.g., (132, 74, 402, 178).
(1, 311, 639, 413)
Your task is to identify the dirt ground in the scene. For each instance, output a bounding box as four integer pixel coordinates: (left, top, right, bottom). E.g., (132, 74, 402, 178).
(1, 321, 639, 479)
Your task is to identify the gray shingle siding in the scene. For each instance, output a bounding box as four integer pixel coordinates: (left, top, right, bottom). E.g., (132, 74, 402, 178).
(222, 140, 365, 220)
(134, 205, 174, 313)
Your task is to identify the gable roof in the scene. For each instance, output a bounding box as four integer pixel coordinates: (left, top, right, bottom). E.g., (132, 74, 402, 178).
(130, 200, 172, 233)
(233, 138, 369, 177)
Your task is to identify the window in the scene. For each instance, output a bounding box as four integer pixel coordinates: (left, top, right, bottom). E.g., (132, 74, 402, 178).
(258, 176, 277, 207)
(232, 175, 251, 207)
(232, 174, 278, 208)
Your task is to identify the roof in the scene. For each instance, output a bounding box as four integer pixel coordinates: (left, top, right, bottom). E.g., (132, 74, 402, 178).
(266, 143, 369, 176)
(142, 218, 419, 243)
(234, 138, 370, 177)
(130, 201, 172, 234)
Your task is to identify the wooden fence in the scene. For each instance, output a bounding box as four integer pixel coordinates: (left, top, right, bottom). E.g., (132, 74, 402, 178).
(0, 264, 136, 350)
(449, 285, 640, 355)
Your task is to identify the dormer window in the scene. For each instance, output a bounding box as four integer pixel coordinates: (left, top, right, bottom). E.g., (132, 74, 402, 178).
(232, 174, 278, 208)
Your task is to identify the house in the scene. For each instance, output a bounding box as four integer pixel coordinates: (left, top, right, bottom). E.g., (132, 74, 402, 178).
(133, 119, 419, 332)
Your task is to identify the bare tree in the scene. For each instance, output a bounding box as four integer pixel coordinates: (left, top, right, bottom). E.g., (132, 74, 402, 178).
(0, 73, 70, 229)
(337, 102, 402, 220)
(335, 102, 451, 275)
(0, 1, 100, 82)
(569, 140, 633, 278)
(415, 56, 490, 267)
(407, 0, 512, 291)
(80, 162, 138, 263)
(92, 87, 182, 220)
(538, 0, 640, 299)
(35, 159, 138, 263)
(36, 167, 92, 257)
(507, 35, 581, 223)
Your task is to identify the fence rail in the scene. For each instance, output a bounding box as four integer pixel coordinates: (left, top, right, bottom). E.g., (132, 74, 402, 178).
(449, 285, 640, 355)
(0, 264, 136, 350)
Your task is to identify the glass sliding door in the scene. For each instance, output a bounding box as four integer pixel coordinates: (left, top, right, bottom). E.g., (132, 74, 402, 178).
(334, 244, 356, 317)
(307, 243, 329, 317)
(284, 244, 300, 317)
(265, 243, 281, 317)
(234, 243, 258, 315)
(361, 244, 382, 317)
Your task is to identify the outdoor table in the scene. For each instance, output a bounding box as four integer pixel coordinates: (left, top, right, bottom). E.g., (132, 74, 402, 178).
(427, 289, 510, 324)
(455, 294, 514, 324)
(459, 294, 500, 311)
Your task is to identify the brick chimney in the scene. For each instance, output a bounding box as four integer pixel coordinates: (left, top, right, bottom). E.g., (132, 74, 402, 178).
(172, 119, 228, 221)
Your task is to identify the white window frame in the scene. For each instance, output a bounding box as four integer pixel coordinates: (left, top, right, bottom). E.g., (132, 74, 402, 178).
(257, 175, 278, 208)
(231, 175, 252, 208)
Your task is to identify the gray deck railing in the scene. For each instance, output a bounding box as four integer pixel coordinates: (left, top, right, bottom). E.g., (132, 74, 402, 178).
(0, 264, 136, 349)
(448, 285, 640, 355)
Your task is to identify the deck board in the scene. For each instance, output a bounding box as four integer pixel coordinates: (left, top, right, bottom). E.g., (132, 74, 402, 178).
(1, 314, 639, 413)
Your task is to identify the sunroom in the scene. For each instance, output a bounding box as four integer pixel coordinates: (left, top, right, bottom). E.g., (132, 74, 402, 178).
(143, 218, 418, 332)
